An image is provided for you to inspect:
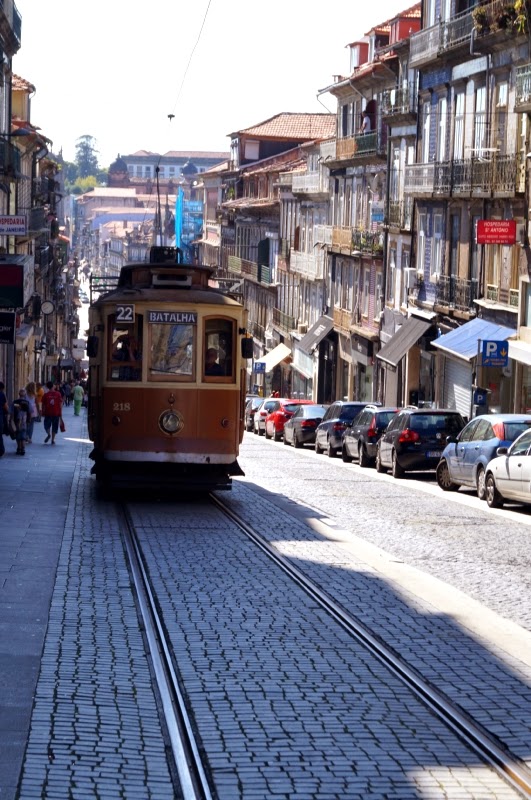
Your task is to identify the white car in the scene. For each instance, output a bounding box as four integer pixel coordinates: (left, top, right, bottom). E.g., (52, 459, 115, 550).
(485, 428, 531, 508)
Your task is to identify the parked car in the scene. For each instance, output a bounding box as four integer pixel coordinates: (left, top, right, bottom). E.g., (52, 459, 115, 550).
(341, 405, 399, 467)
(376, 407, 466, 478)
(315, 401, 379, 457)
(244, 396, 264, 432)
(283, 403, 329, 448)
(253, 398, 287, 436)
(436, 413, 531, 498)
(265, 399, 313, 441)
(484, 428, 531, 508)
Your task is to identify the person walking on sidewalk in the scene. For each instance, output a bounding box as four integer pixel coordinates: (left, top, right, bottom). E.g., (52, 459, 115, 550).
(0, 381, 8, 458)
(11, 389, 30, 455)
(41, 380, 63, 445)
(25, 382, 39, 444)
(72, 382, 84, 416)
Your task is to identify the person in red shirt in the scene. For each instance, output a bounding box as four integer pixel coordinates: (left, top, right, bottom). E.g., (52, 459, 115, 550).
(41, 380, 63, 445)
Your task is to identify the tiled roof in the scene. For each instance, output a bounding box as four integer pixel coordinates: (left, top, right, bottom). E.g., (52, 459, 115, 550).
(222, 197, 278, 210)
(12, 74, 36, 93)
(127, 149, 228, 160)
(234, 113, 336, 141)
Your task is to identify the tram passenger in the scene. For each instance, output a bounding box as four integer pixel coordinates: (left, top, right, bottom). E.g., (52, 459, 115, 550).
(205, 347, 224, 376)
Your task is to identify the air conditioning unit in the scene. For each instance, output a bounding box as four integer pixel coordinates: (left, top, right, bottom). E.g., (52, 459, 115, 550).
(297, 323, 308, 334)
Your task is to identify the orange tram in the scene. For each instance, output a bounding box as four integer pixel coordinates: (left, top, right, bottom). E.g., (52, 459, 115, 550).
(87, 247, 253, 491)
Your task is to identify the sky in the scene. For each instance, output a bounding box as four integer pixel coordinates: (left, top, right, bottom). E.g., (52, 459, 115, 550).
(14, 0, 406, 169)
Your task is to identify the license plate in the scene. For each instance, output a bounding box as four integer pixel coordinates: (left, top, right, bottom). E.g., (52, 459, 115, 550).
(427, 451, 441, 458)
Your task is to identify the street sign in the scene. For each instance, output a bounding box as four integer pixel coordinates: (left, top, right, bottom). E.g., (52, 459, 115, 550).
(254, 362, 266, 373)
(482, 340, 508, 367)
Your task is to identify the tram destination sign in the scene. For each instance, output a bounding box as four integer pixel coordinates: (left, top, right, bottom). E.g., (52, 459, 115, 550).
(148, 311, 197, 324)
(476, 220, 516, 245)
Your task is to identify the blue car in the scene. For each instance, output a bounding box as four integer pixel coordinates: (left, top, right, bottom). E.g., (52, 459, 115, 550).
(436, 413, 531, 499)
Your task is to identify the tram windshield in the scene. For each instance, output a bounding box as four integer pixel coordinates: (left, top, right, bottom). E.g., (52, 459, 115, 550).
(203, 318, 234, 380)
(149, 322, 195, 379)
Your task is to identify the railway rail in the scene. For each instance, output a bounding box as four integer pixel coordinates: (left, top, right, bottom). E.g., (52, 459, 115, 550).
(117, 495, 531, 800)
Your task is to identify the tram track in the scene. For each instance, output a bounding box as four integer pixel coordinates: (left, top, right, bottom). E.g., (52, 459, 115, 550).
(119, 503, 212, 800)
(118, 492, 531, 798)
(211, 494, 531, 798)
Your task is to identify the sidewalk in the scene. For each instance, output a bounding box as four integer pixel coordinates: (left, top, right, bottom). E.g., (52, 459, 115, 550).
(0, 404, 87, 800)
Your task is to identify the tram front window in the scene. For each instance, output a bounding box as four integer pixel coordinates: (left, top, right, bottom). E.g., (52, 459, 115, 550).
(108, 316, 143, 381)
(149, 323, 195, 380)
(204, 318, 234, 380)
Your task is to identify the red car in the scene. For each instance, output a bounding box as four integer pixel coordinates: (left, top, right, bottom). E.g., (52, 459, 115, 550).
(265, 399, 313, 441)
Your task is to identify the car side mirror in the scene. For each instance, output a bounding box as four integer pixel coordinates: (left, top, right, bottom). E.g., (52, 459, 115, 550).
(496, 446, 508, 456)
(446, 435, 457, 445)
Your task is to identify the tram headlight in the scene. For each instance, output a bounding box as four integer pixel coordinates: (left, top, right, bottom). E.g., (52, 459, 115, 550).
(159, 409, 183, 435)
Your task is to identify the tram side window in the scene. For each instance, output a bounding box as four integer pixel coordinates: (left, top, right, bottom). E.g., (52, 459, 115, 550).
(149, 323, 195, 381)
(204, 318, 234, 380)
(108, 315, 143, 382)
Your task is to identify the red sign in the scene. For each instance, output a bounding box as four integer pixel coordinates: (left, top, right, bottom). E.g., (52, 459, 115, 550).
(476, 219, 516, 245)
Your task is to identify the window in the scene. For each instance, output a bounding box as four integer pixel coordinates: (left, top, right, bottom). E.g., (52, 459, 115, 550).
(401, 248, 410, 307)
(362, 269, 370, 316)
(449, 214, 460, 277)
(474, 86, 487, 154)
(417, 212, 427, 275)
(149, 319, 195, 381)
(453, 91, 465, 160)
(431, 213, 443, 278)
(108, 314, 143, 382)
(421, 102, 431, 163)
(145, 166, 151, 178)
(494, 81, 508, 155)
(203, 318, 234, 381)
(387, 246, 396, 303)
(437, 97, 447, 162)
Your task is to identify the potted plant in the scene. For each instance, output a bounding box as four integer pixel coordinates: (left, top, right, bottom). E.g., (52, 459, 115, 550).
(472, 5, 490, 33)
(515, 0, 530, 33)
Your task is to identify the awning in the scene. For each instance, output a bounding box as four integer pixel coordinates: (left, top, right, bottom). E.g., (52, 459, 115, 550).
(255, 342, 291, 372)
(431, 317, 516, 363)
(376, 316, 431, 368)
(508, 339, 531, 366)
(298, 315, 334, 354)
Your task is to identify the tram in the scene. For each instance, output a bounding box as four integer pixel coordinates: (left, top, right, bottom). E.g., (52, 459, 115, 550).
(86, 246, 253, 491)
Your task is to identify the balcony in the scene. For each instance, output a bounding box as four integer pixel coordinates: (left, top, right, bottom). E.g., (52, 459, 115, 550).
(291, 171, 329, 197)
(435, 275, 478, 312)
(290, 249, 326, 280)
(380, 86, 417, 124)
(409, 5, 476, 69)
(486, 284, 520, 308)
(405, 154, 520, 198)
(515, 63, 531, 112)
(272, 308, 296, 333)
(329, 129, 387, 168)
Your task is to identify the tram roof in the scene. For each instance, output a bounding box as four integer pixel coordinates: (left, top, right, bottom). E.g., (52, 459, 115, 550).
(92, 286, 243, 307)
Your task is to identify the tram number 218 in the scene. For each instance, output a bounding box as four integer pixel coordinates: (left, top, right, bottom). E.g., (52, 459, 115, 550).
(113, 402, 131, 412)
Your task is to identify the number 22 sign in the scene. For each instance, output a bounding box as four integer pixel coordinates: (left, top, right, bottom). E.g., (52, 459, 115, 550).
(116, 304, 135, 322)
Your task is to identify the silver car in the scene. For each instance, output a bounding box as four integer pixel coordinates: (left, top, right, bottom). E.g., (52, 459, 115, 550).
(485, 428, 531, 508)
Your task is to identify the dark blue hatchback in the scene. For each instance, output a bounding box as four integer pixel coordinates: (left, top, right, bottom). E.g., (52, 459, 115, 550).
(436, 413, 531, 499)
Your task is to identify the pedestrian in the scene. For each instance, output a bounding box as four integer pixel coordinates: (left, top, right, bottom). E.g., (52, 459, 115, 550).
(11, 389, 30, 455)
(41, 380, 63, 445)
(0, 381, 8, 458)
(63, 381, 72, 406)
(25, 382, 39, 444)
(35, 382, 44, 418)
(72, 382, 84, 416)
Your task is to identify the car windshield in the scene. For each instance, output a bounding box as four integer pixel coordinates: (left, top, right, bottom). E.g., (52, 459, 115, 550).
(503, 421, 531, 441)
(341, 405, 364, 422)
(510, 428, 531, 455)
(409, 413, 463, 434)
(306, 405, 328, 416)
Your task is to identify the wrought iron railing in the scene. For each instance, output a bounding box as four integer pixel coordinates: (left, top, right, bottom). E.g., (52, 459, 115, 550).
(273, 308, 296, 332)
(435, 275, 478, 311)
(515, 63, 531, 109)
(380, 86, 416, 118)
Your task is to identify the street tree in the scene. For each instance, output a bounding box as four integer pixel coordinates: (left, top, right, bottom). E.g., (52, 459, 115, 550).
(75, 135, 99, 178)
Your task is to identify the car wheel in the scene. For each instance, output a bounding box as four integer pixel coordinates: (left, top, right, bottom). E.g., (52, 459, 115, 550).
(391, 451, 405, 479)
(326, 439, 336, 458)
(293, 432, 302, 449)
(436, 459, 458, 492)
(358, 444, 370, 468)
(375, 447, 386, 473)
(264, 425, 272, 440)
(485, 473, 503, 508)
(315, 438, 322, 454)
(476, 467, 486, 500)
(258, 425, 264, 436)
(283, 431, 289, 445)
(274, 426, 282, 442)
(342, 445, 353, 463)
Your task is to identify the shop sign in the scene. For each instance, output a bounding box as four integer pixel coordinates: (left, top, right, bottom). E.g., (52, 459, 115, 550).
(0, 310, 16, 343)
(476, 220, 516, 245)
(0, 215, 27, 235)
